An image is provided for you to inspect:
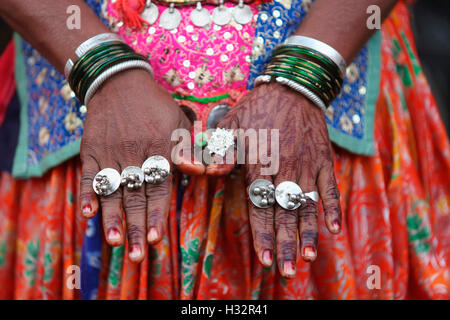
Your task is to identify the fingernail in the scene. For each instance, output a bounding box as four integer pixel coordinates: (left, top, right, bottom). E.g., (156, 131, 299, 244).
(129, 245, 142, 260)
(82, 204, 92, 216)
(147, 227, 159, 243)
(303, 246, 316, 261)
(262, 250, 272, 266)
(107, 228, 121, 242)
(331, 219, 341, 232)
(283, 261, 295, 277)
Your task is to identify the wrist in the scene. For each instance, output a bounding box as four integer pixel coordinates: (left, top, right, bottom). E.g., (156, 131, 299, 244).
(65, 34, 153, 105)
(88, 68, 154, 105)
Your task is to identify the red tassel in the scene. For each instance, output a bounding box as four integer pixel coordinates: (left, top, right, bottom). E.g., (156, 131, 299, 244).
(113, 0, 146, 29)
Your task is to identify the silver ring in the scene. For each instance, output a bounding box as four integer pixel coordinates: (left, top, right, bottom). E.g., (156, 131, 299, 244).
(304, 191, 319, 203)
(93, 168, 121, 196)
(249, 179, 276, 208)
(205, 128, 235, 157)
(120, 166, 144, 190)
(275, 181, 318, 210)
(142, 155, 170, 185)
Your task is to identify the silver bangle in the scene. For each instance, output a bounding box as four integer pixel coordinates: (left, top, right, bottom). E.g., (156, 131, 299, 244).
(84, 60, 153, 105)
(283, 35, 347, 77)
(64, 33, 126, 79)
(254, 75, 327, 112)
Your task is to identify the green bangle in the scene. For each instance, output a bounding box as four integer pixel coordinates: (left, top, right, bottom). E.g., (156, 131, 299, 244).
(69, 44, 132, 92)
(272, 49, 342, 84)
(270, 54, 342, 86)
(74, 50, 135, 97)
(266, 62, 333, 88)
(265, 64, 333, 93)
(266, 64, 334, 97)
(69, 41, 131, 89)
(270, 55, 333, 82)
(273, 45, 341, 79)
(264, 70, 330, 104)
(79, 52, 147, 100)
(269, 55, 343, 95)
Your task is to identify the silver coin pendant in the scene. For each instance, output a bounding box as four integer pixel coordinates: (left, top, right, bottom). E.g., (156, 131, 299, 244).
(233, 3, 253, 25)
(190, 5, 211, 28)
(141, 3, 159, 25)
(159, 6, 181, 30)
(212, 6, 232, 26)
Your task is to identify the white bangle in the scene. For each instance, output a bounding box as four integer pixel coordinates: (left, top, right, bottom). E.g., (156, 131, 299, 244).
(64, 33, 126, 79)
(283, 35, 347, 77)
(255, 75, 327, 112)
(84, 60, 154, 105)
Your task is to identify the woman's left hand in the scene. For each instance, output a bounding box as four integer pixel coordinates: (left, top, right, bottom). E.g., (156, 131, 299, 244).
(206, 82, 342, 278)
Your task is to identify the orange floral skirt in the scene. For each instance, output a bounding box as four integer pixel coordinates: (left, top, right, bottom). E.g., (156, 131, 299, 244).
(0, 4, 449, 299)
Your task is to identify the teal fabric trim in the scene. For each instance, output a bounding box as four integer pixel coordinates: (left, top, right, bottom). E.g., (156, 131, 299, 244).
(11, 34, 29, 178)
(327, 31, 382, 156)
(11, 34, 81, 178)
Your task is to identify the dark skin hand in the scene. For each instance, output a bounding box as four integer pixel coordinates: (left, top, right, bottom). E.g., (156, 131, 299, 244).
(207, 83, 341, 277)
(0, 0, 203, 263)
(206, 0, 399, 278)
(80, 69, 205, 262)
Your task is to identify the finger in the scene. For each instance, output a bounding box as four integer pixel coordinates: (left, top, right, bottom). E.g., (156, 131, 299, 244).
(297, 173, 319, 262)
(317, 164, 342, 234)
(298, 197, 319, 262)
(96, 161, 125, 247)
(80, 155, 100, 219)
(205, 114, 238, 176)
(205, 152, 236, 176)
(122, 172, 147, 263)
(274, 160, 300, 278)
(146, 164, 173, 246)
(173, 133, 205, 176)
(246, 166, 275, 268)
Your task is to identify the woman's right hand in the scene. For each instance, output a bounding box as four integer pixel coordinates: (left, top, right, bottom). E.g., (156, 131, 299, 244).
(79, 69, 204, 263)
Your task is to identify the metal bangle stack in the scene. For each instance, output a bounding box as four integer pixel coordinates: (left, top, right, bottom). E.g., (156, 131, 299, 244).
(65, 33, 153, 105)
(255, 35, 347, 112)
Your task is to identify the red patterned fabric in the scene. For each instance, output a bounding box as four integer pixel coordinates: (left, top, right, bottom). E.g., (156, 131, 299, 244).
(0, 2, 448, 299)
(0, 40, 15, 126)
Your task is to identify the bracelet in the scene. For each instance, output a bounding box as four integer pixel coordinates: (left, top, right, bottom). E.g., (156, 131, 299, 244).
(69, 42, 130, 88)
(64, 33, 126, 79)
(272, 47, 343, 83)
(78, 52, 147, 101)
(69, 43, 131, 96)
(255, 75, 327, 112)
(84, 60, 153, 105)
(257, 35, 346, 111)
(265, 69, 331, 103)
(283, 36, 347, 77)
(66, 34, 154, 104)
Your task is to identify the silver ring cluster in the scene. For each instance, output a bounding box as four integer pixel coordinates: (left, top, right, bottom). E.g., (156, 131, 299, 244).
(249, 180, 319, 210)
(142, 155, 171, 185)
(249, 179, 276, 209)
(94, 174, 113, 196)
(92, 155, 170, 196)
(120, 166, 144, 191)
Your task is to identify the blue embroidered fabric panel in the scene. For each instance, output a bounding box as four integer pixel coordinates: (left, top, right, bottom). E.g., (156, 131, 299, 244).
(12, 0, 108, 177)
(248, 0, 377, 153)
(21, 42, 85, 160)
